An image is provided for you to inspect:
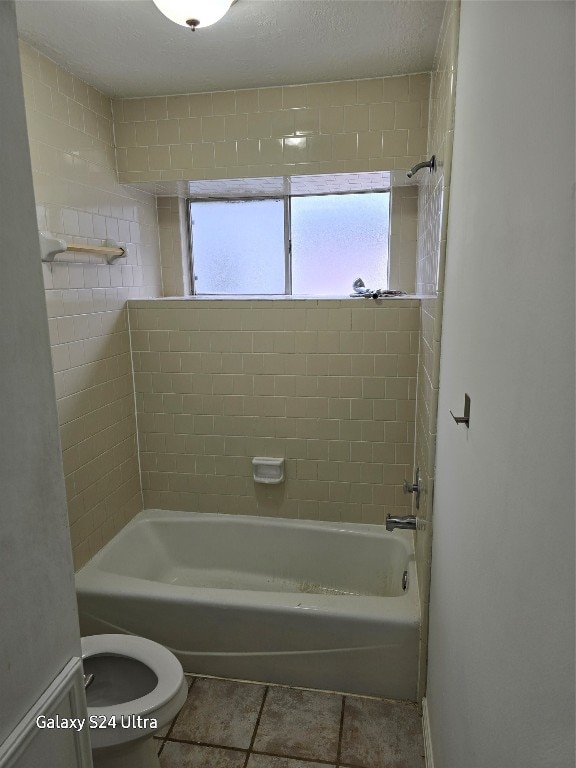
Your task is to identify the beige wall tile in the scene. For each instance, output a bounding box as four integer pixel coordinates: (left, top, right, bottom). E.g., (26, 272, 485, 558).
(408, 127, 428, 156)
(235, 138, 259, 165)
(116, 74, 430, 182)
(307, 135, 332, 162)
(192, 143, 215, 168)
(357, 78, 384, 104)
(369, 102, 395, 131)
(170, 144, 193, 170)
(167, 95, 190, 119)
(180, 117, 203, 143)
(212, 90, 236, 115)
(157, 119, 180, 145)
(126, 146, 149, 171)
(307, 82, 339, 108)
(283, 136, 307, 163)
(270, 110, 295, 138)
(319, 105, 344, 134)
(344, 105, 369, 132)
(114, 121, 136, 148)
(235, 89, 259, 113)
(135, 120, 159, 146)
(382, 129, 409, 157)
(148, 145, 171, 170)
(247, 112, 272, 139)
(294, 109, 319, 136)
(332, 134, 358, 161)
(357, 131, 383, 159)
(225, 113, 248, 140)
(409, 73, 431, 101)
(215, 141, 238, 167)
(132, 299, 418, 525)
(145, 96, 168, 121)
(259, 138, 283, 164)
(381, 75, 409, 102)
(189, 93, 213, 117)
(122, 99, 146, 122)
(395, 101, 422, 129)
(202, 115, 226, 142)
(258, 87, 283, 111)
(20, 41, 162, 570)
(283, 85, 308, 109)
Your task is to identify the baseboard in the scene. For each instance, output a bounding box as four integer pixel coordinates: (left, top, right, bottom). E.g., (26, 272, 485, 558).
(422, 696, 435, 768)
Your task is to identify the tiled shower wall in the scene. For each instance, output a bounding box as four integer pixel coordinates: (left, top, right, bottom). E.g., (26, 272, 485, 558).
(18, 40, 438, 567)
(413, 0, 461, 697)
(19, 41, 163, 568)
(389, 186, 419, 294)
(119, 73, 431, 298)
(129, 299, 419, 524)
(112, 74, 430, 184)
(157, 197, 191, 296)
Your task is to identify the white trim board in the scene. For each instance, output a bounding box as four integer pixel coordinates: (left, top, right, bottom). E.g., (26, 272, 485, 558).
(0, 657, 92, 768)
(422, 696, 435, 768)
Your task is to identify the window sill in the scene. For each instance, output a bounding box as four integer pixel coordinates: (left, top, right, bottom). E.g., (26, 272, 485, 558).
(128, 295, 424, 309)
(162, 294, 423, 301)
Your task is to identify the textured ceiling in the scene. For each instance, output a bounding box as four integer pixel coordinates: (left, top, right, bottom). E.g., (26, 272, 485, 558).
(15, 0, 445, 97)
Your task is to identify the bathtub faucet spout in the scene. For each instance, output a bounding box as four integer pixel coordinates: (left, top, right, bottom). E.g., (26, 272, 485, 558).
(386, 515, 417, 532)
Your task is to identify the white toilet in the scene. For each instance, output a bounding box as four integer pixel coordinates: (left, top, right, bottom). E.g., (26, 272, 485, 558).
(81, 634, 188, 768)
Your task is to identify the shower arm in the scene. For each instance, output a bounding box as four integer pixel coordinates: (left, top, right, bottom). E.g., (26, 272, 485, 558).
(406, 155, 436, 178)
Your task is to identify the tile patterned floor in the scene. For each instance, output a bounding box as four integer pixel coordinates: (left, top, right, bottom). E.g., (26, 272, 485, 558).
(157, 677, 424, 768)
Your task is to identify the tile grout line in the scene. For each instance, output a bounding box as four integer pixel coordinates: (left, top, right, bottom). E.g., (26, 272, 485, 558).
(157, 676, 197, 757)
(251, 749, 340, 766)
(240, 747, 371, 768)
(336, 695, 346, 768)
(160, 737, 373, 768)
(242, 685, 270, 768)
(163, 736, 248, 754)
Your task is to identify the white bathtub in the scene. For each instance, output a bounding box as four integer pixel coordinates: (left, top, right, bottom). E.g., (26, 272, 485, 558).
(76, 510, 420, 701)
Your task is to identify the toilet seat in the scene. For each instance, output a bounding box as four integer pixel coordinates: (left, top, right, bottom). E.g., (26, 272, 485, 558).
(81, 634, 186, 720)
(81, 634, 187, 764)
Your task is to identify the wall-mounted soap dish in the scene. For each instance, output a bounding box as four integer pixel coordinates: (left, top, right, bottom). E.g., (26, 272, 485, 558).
(252, 457, 284, 484)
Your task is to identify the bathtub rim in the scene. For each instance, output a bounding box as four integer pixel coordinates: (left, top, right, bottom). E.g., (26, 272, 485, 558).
(76, 509, 420, 620)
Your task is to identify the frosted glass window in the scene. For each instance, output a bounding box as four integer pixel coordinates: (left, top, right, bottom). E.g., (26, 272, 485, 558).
(291, 193, 389, 296)
(189, 191, 390, 296)
(191, 199, 285, 294)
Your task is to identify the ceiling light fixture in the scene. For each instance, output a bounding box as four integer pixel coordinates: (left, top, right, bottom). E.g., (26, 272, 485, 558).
(152, 0, 234, 31)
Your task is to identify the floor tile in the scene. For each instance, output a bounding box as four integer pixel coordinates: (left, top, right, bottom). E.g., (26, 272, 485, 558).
(248, 755, 335, 768)
(253, 686, 342, 762)
(340, 697, 424, 768)
(160, 742, 247, 768)
(156, 677, 196, 738)
(170, 677, 266, 749)
(156, 715, 177, 739)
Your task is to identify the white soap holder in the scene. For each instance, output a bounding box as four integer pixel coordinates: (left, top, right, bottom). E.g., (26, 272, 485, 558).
(252, 457, 284, 485)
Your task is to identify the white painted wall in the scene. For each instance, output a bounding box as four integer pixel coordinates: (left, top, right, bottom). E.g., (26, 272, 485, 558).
(0, 0, 81, 744)
(426, 2, 575, 767)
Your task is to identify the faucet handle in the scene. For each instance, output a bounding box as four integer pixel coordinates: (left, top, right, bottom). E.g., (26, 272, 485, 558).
(402, 468, 421, 510)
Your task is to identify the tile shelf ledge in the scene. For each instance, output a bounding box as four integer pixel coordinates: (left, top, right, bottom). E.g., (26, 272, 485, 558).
(129, 294, 425, 302)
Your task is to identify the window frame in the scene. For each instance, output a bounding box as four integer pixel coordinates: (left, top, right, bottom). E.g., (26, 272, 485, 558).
(187, 188, 391, 297)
